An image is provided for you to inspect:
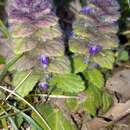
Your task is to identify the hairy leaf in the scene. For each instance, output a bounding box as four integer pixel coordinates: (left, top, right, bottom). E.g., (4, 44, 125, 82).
(118, 50, 129, 61)
(102, 92, 113, 113)
(73, 55, 88, 73)
(69, 38, 88, 54)
(49, 74, 85, 93)
(37, 38, 64, 57)
(48, 56, 71, 74)
(83, 68, 104, 89)
(83, 84, 102, 116)
(32, 104, 76, 130)
(12, 71, 40, 97)
(11, 38, 36, 54)
(92, 51, 115, 69)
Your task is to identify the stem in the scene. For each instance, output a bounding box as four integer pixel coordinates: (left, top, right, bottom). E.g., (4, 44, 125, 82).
(29, 94, 79, 99)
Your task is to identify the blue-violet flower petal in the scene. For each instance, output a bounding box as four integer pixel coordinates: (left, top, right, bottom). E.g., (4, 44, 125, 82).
(87, 43, 102, 56)
(38, 82, 48, 89)
(38, 54, 49, 68)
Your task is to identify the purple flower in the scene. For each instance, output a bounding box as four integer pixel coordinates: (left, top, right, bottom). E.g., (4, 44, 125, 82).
(38, 54, 49, 68)
(91, 0, 97, 3)
(66, 31, 74, 38)
(87, 43, 102, 56)
(38, 82, 48, 89)
(80, 6, 92, 14)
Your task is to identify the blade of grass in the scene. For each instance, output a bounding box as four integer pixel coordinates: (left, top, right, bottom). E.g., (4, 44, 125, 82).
(0, 85, 52, 130)
(0, 54, 23, 82)
(0, 108, 31, 120)
(0, 20, 9, 38)
(1, 118, 8, 130)
(29, 94, 79, 99)
(7, 103, 43, 130)
(0, 106, 18, 130)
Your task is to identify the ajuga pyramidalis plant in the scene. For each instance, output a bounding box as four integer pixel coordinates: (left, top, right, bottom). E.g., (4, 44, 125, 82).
(69, 0, 120, 70)
(6, 0, 72, 95)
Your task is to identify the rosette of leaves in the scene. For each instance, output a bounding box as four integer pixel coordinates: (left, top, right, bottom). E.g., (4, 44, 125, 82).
(69, 0, 120, 70)
(6, 0, 85, 96)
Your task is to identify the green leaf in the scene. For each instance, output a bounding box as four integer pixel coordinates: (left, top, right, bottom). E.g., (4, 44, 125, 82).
(102, 92, 113, 113)
(48, 56, 71, 74)
(0, 55, 5, 64)
(73, 18, 118, 49)
(1, 118, 8, 130)
(9, 55, 36, 71)
(118, 50, 129, 61)
(0, 20, 9, 38)
(82, 84, 102, 116)
(3, 110, 19, 130)
(92, 51, 115, 69)
(14, 114, 24, 128)
(69, 38, 88, 54)
(0, 54, 23, 82)
(73, 18, 90, 39)
(12, 71, 40, 97)
(83, 68, 104, 89)
(32, 104, 76, 130)
(15, 114, 23, 128)
(73, 55, 88, 73)
(11, 106, 43, 130)
(49, 74, 85, 93)
(12, 38, 36, 54)
(83, 96, 97, 116)
(37, 38, 64, 57)
(35, 26, 61, 41)
(92, 35, 118, 49)
(11, 24, 35, 38)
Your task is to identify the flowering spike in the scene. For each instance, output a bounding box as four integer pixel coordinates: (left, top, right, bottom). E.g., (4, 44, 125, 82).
(6, 0, 66, 73)
(69, 0, 120, 69)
